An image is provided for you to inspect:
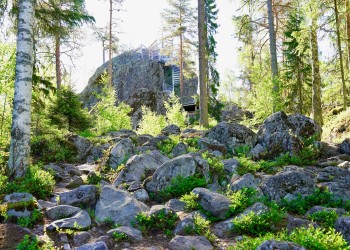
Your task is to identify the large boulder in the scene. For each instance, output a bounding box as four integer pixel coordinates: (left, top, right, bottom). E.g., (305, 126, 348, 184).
(66, 134, 93, 161)
(107, 226, 143, 242)
(340, 139, 350, 155)
(58, 185, 98, 207)
(108, 138, 135, 169)
(76, 241, 108, 250)
(95, 185, 149, 226)
(260, 170, 316, 202)
(257, 240, 305, 250)
(192, 188, 232, 220)
(46, 210, 91, 231)
(252, 111, 322, 159)
(168, 236, 213, 250)
(221, 104, 254, 123)
(113, 150, 168, 186)
(335, 216, 350, 244)
(144, 155, 209, 194)
(161, 124, 181, 136)
(3, 193, 39, 219)
(203, 122, 256, 152)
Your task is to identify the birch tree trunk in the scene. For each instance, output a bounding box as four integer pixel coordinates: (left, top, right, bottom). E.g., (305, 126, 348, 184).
(267, 0, 279, 111)
(311, 16, 323, 126)
(8, 0, 35, 178)
(198, 0, 208, 127)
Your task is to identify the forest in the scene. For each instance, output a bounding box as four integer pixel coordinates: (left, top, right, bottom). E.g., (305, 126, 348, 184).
(1, 0, 350, 249)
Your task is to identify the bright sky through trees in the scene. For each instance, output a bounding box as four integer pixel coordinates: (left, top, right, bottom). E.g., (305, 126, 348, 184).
(71, 0, 238, 92)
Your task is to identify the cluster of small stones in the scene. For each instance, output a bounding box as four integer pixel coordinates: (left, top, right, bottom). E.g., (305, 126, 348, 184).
(1, 111, 350, 250)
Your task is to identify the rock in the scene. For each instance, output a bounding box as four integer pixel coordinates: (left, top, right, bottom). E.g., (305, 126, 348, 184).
(203, 122, 256, 152)
(66, 176, 84, 189)
(221, 104, 253, 123)
(127, 181, 143, 192)
(38, 200, 56, 209)
(147, 205, 175, 217)
(44, 163, 63, 175)
(138, 134, 153, 146)
(161, 124, 181, 136)
(76, 241, 108, 250)
(335, 216, 350, 244)
(252, 112, 321, 159)
(63, 164, 82, 176)
(107, 226, 143, 242)
(165, 199, 186, 212)
(239, 202, 269, 217)
(256, 240, 305, 250)
(306, 206, 348, 217)
(46, 205, 81, 220)
(113, 150, 168, 186)
(212, 218, 234, 238)
(73, 232, 92, 247)
(285, 214, 316, 232)
(340, 139, 350, 155)
(133, 189, 150, 202)
(66, 134, 93, 161)
(4, 193, 38, 219)
(145, 155, 208, 194)
(260, 170, 316, 202)
(58, 185, 98, 207)
(198, 138, 227, 155)
(77, 164, 99, 174)
(108, 138, 135, 169)
(174, 216, 196, 235)
(87, 144, 110, 163)
(192, 188, 232, 220)
(143, 135, 170, 148)
(107, 129, 138, 139)
(95, 185, 149, 226)
(230, 173, 259, 192)
(168, 236, 213, 250)
(223, 158, 239, 176)
(318, 182, 350, 201)
(171, 142, 188, 157)
(46, 210, 91, 231)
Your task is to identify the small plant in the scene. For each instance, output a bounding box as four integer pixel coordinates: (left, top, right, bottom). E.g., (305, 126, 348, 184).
(164, 93, 188, 128)
(17, 235, 55, 250)
(157, 175, 207, 201)
(228, 188, 257, 216)
(112, 232, 128, 242)
(87, 172, 103, 185)
(135, 209, 178, 237)
(180, 192, 200, 211)
(308, 210, 339, 228)
(193, 214, 217, 244)
(201, 151, 225, 178)
(157, 139, 177, 158)
(17, 209, 43, 228)
(234, 145, 251, 157)
(137, 106, 167, 136)
(233, 204, 285, 236)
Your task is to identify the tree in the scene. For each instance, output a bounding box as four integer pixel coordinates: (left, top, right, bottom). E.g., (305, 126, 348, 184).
(333, 0, 347, 111)
(49, 87, 91, 132)
(198, 0, 208, 127)
(94, 26, 119, 64)
(7, 0, 35, 178)
(267, 0, 280, 111)
(162, 0, 196, 98)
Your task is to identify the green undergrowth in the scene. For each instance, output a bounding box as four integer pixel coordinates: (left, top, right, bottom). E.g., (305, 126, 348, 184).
(134, 209, 178, 237)
(308, 210, 340, 228)
(17, 235, 55, 250)
(0, 164, 55, 199)
(230, 227, 350, 250)
(184, 214, 217, 244)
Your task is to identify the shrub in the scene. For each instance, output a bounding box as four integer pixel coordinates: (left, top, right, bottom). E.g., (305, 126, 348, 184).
(17, 235, 55, 250)
(112, 232, 128, 242)
(157, 175, 207, 201)
(157, 139, 177, 158)
(17, 209, 43, 228)
(137, 106, 167, 136)
(308, 210, 339, 228)
(4, 165, 55, 199)
(228, 188, 257, 216)
(180, 192, 200, 211)
(191, 214, 217, 244)
(135, 209, 178, 237)
(164, 93, 188, 128)
(201, 151, 225, 178)
(233, 203, 285, 236)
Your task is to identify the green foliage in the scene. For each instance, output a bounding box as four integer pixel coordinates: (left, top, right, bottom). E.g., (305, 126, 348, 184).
(228, 188, 258, 216)
(2, 164, 55, 199)
(180, 192, 200, 211)
(137, 106, 167, 136)
(182, 137, 199, 152)
(280, 188, 350, 215)
(87, 172, 104, 185)
(201, 151, 224, 177)
(92, 75, 132, 135)
(135, 209, 178, 237)
(164, 93, 188, 128)
(308, 210, 339, 228)
(112, 232, 128, 242)
(186, 214, 217, 244)
(233, 203, 285, 236)
(17, 235, 55, 250)
(230, 227, 349, 250)
(157, 175, 207, 201)
(49, 86, 91, 132)
(157, 139, 177, 158)
(17, 209, 43, 228)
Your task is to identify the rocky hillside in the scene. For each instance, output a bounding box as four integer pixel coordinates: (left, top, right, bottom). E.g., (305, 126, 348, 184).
(1, 112, 350, 249)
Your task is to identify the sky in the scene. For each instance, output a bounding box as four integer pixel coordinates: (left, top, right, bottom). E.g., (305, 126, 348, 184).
(71, 0, 239, 92)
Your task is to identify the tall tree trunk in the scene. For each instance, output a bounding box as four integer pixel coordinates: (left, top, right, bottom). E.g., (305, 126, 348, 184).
(108, 0, 113, 86)
(8, 0, 35, 179)
(347, 0, 350, 71)
(334, 0, 347, 110)
(297, 59, 303, 114)
(55, 34, 62, 90)
(0, 94, 7, 137)
(179, 6, 184, 99)
(267, 0, 279, 112)
(198, 0, 208, 127)
(311, 17, 323, 126)
(102, 40, 106, 64)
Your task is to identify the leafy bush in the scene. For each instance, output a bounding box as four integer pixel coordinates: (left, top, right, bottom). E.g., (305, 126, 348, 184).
(230, 227, 349, 250)
(135, 209, 178, 237)
(308, 210, 339, 228)
(3, 165, 55, 199)
(180, 192, 200, 211)
(184, 214, 217, 244)
(280, 188, 350, 215)
(201, 151, 225, 177)
(17, 209, 43, 228)
(228, 188, 257, 216)
(17, 235, 55, 250)
(164, 93, 188, 128)
(233, 203, 285, 236)
(137, 106, 167, 136)
(48, 86, 91, 132)
(157, 175, 207, 201)
(157, 139, 177, 158)
(112, 232, 128, 242)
